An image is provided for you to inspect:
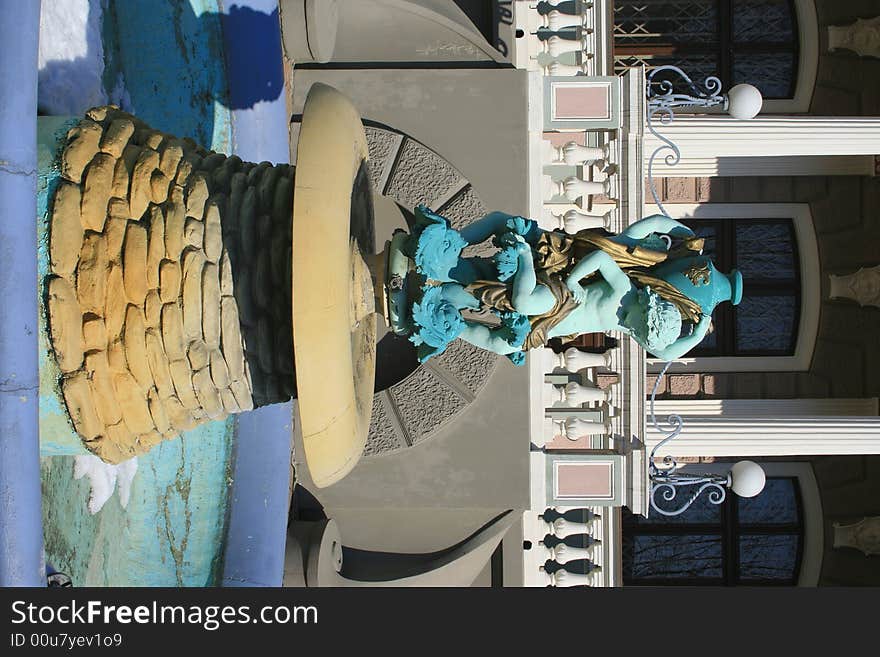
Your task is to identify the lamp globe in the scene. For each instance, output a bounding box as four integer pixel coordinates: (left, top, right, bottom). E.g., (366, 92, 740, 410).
(729, 460, 766, 498)
(726, 84, 763, 120)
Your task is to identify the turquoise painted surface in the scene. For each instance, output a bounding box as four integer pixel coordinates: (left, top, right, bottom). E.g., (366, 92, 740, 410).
(41, 424, 233, 586)
(101, 0, 232, 153)
(39, 2, 237, 586)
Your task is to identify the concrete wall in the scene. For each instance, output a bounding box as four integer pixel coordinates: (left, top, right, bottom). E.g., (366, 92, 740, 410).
(813, 0, 880, 115)
(291, 68, 529, 216)
(293, 358, 530, 553)
(324, 0, 506, 64)
(288, 66, 531, 558)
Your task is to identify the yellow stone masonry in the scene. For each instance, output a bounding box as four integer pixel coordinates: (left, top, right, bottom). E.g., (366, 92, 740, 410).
(48, 106, 255, 464)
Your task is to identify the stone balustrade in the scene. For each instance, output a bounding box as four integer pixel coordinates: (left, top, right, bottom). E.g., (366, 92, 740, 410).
(537, 341, 620, 449)
(523, 505, 605, 587)
(512, 0, 601, 77)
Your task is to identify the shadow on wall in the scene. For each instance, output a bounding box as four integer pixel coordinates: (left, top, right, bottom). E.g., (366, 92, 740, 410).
(38, 0, 284, 146)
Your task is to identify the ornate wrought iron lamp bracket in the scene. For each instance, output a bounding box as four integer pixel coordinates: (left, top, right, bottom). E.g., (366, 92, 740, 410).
(646, 362, 728, 517)
(645, 65, 726, 218)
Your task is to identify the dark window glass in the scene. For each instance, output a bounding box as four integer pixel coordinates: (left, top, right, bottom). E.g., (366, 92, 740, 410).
(613, 0, 799, 100)
(735, 295, 797, 352)
(738, 477, 799, 523)
(735, 222, 797, 281)
(738, 534, 800, 580)
(684, 218, 800, 357)
(623, 476, 803, 585)
(630, 535, 723, 579)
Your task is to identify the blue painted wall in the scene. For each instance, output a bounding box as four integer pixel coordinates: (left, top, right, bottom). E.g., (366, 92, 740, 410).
(39, 0, 238, 587)
(0, 0, 44, 587)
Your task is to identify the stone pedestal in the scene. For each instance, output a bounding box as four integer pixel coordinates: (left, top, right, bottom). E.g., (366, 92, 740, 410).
(36, 98, 370, 470)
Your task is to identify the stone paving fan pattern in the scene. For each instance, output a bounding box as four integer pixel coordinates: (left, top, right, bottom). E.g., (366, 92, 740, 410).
(47, 106, 296, 464)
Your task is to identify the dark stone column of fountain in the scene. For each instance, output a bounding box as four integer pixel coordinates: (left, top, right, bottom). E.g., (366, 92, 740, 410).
(207, 158, 297, 407)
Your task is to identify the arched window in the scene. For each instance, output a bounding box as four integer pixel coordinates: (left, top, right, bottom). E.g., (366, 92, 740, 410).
(645, 203, 820, 373)
(613, 0, 800, 100)
(623, 476, 804, 585)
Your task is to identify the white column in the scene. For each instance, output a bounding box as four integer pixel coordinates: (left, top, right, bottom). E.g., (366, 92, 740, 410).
(645, 116, 880, 176)
(647, 415, 880, 457)
(651, 398, 878, 417)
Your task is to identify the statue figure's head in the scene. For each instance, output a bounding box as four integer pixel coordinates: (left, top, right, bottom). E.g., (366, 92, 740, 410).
(621, 286, 682, 356)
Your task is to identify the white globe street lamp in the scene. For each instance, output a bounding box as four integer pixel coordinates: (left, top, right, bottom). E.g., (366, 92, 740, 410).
(645, 65, 764, 217)
(647, 372, 767, 517)
(725, 83, 764, 120)
(729, 460, 767, 498)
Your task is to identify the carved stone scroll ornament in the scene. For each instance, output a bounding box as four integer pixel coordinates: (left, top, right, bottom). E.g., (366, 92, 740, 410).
(828, 265, 880, 308)
(828, 16, 880, 58)
(833, 516, 880, 556)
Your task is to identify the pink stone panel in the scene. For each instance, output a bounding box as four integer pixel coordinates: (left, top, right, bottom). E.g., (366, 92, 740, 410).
(556, 462, 613, 499)
(554, 85, 610, 120)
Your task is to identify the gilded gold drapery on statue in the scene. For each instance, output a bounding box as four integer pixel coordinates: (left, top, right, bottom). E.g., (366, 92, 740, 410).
(466, 229, 704, 349)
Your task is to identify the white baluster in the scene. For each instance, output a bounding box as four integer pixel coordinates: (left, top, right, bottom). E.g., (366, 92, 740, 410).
(563, 176, 608, 202)
(562, 416, 607, 440)
(543, 11, 585, 31)
(552, 543, 595, 563)
(562, 208, 608, 233)
(562, 141, 610, 166)
(547, 60, 590, 76)
(550, 518, 594, 537)
(563, 348, 611, 372)
(544, 208, 609, 233)
(562, 381, 607, 406)
(543, 36, 587, 57)
(536, 0, 594, 14)
(553, 570, 593, 587)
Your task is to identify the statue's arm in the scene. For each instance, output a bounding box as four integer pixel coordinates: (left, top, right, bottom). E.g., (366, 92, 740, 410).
(565, 250, 630, 302)
(460, 323, 517, 355)
(621, 214, 695, 240)
(647, 314, 712, 360)
(459, 211, 518, 246)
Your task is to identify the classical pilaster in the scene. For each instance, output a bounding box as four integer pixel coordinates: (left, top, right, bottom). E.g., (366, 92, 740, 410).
(645, 116, 880, 176)
(646, 398, 880, 456)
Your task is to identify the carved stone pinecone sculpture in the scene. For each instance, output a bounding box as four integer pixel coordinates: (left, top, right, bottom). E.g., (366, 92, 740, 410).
(47, 106, 296, 464)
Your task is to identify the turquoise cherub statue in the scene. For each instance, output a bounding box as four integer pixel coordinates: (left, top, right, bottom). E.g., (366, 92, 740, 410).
(391, 206, 742, 365)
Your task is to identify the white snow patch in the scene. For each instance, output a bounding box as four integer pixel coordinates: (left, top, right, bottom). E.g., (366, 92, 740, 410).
(38, 0, 108, 115)
(73, 455, 139, 514)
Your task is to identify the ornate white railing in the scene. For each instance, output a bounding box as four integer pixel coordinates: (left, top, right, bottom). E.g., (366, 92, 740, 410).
(522, 506, 615, 587)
